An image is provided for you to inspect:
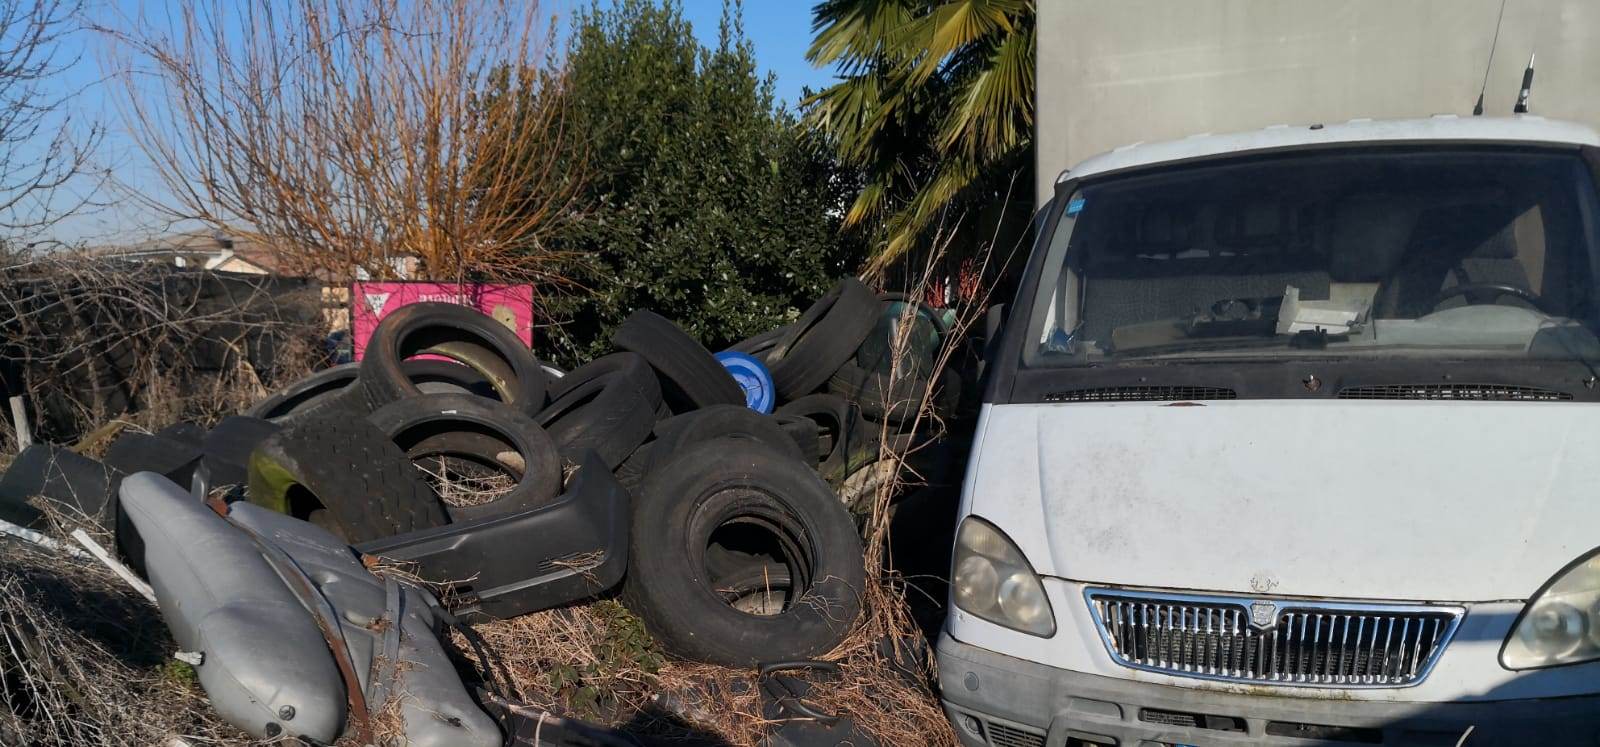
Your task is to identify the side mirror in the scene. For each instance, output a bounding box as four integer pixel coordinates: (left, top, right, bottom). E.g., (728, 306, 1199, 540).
(984, 304, 1006, 346)
(977, 304, 1007, 382)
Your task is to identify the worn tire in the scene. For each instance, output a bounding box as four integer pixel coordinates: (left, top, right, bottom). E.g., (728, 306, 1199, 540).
(612, 310, 744, 412)
(547, 352, 660, 404)
(727, 325, 792, 362)
(401, 359, 498, 399)
(647, 405, 804, 470)
(767, 278, 879, 400)
(775, 394, 875, 483)
(247, 363, 364, 421)
(251, 360, 497, 424)
(774, 413, 822, 463)
(538, 353, 661, 469)
(614, 441, 654, 495)
(359, 302, 547, 417)
(621, 438, 864, 666)
(367, 393, 561, 523)
(246, 413, 447, 543)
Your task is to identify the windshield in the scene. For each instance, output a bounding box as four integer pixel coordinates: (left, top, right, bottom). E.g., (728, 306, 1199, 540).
(1025, 148, 1600, 367)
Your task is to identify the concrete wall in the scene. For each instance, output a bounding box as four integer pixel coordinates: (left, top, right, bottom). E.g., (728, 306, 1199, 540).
(1036, 0, 1600, 204)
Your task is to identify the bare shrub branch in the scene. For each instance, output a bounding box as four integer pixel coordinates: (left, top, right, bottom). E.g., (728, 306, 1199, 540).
(0, 0, 104, 237)
(0, 250, 327, 445)
(98, 0, 579, 286)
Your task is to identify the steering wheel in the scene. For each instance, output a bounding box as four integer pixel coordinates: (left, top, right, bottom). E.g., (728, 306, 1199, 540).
(1428, 282, 1552, 314)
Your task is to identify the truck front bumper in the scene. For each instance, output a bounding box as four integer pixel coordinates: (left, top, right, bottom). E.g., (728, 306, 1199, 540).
(938, 633, 1600, 747)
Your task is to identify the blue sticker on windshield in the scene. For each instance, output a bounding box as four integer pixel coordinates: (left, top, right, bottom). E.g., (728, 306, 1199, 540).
(1066, 197, 1086, 216)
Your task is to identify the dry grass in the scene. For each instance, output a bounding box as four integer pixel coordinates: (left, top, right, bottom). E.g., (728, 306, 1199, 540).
(415, 457, 519, 509)
(456, 591, 950, 747)
(0, 539, 252, 746)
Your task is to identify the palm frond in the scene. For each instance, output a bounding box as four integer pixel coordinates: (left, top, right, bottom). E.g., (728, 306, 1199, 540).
(807, 0, 919, 71)
(938, 18, 1033, 159)
(843, 176, 889, 228)
(905, 0, 1028, 85)
(870, 155, 980, 273)
(806, 0, 1036, 275)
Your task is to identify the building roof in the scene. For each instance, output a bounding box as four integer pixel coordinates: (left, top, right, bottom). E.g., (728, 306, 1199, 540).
(88, 229, 292, 274)
(1063, 115, 1600, 182)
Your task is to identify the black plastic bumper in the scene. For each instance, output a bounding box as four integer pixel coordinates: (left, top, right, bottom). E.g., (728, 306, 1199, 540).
(356, 451, 628, 622)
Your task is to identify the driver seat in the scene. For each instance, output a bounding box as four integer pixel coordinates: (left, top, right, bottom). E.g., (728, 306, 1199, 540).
(1372, 204, 1533, 317)
(1436, 241, 1536, 312)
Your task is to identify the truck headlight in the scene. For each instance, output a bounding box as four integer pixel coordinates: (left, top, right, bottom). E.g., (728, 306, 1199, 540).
(952, 516, 1055, 637)
(1502, 548, 1600, 669)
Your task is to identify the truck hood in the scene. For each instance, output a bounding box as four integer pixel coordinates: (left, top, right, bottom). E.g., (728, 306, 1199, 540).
(969, 400, 1600, 602)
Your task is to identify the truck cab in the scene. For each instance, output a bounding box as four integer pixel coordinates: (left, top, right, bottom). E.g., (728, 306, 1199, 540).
(939, 116, 1600, 746)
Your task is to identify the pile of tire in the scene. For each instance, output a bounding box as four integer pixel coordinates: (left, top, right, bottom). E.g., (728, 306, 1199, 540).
(608, 278, 962, 664)
(3, 278, 961, 669)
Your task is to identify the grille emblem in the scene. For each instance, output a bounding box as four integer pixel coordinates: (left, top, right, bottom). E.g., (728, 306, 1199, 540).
(1249, 600, 1277, 629)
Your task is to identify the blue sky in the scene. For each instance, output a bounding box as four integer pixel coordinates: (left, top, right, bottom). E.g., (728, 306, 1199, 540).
(674, 1, 835, 108)
(48, 0, 837, 244)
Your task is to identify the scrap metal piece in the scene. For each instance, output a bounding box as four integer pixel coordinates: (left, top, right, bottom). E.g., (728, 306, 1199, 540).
(119, 472, 346, 742)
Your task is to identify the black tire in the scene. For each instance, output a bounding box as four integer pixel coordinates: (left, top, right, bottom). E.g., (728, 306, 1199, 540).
(611, 310, 744, 412)
(548, 352, 661, 404)
(246, 413, 447, 543)
(367, 393, 561, 523)
(767, 278, 879, 400)
(401, 359, 498, 399)
(614, 441, 654, 495)
(201, 416, 283, 488)
(775, 394, 875, 484)
(726, 325, 792, 362)
(712, 562, 793, 616)
(359, 302, 547, 417)
(537, 353, 661, 469)
(103, 431, 202, 489)
(774, 413, 822, 464)
(247, 363, 363, 421)
(648, 405, 804, 470)
(250, 360, 497, 424)
(621, 438, 864, 666)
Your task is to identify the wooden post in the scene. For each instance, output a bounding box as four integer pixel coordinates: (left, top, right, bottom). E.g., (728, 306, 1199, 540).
(8, 395, 31, 449)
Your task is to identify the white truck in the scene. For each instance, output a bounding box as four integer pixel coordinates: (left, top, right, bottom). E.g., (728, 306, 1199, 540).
(939, 115, 1600, 746)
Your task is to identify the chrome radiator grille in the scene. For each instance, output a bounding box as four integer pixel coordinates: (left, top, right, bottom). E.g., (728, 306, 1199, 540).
(1086, 590, 1463, 688)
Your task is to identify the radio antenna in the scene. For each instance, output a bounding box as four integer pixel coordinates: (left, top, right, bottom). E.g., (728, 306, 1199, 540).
(1513, 53, 1536, 113)
(1473, 0, 1508, 116)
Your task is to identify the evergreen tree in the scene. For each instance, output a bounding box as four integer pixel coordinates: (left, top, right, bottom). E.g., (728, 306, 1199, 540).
(537, 0, 865, 365)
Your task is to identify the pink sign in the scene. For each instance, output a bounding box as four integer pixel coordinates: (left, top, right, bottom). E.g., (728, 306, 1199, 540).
(350, 281, 534, 360)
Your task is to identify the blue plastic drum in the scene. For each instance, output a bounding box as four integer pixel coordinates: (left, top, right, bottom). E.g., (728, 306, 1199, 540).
(714, 351, 776, 414)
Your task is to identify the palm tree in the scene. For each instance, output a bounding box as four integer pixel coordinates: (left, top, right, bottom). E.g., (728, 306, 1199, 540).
(805, 0, 1034, 275)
